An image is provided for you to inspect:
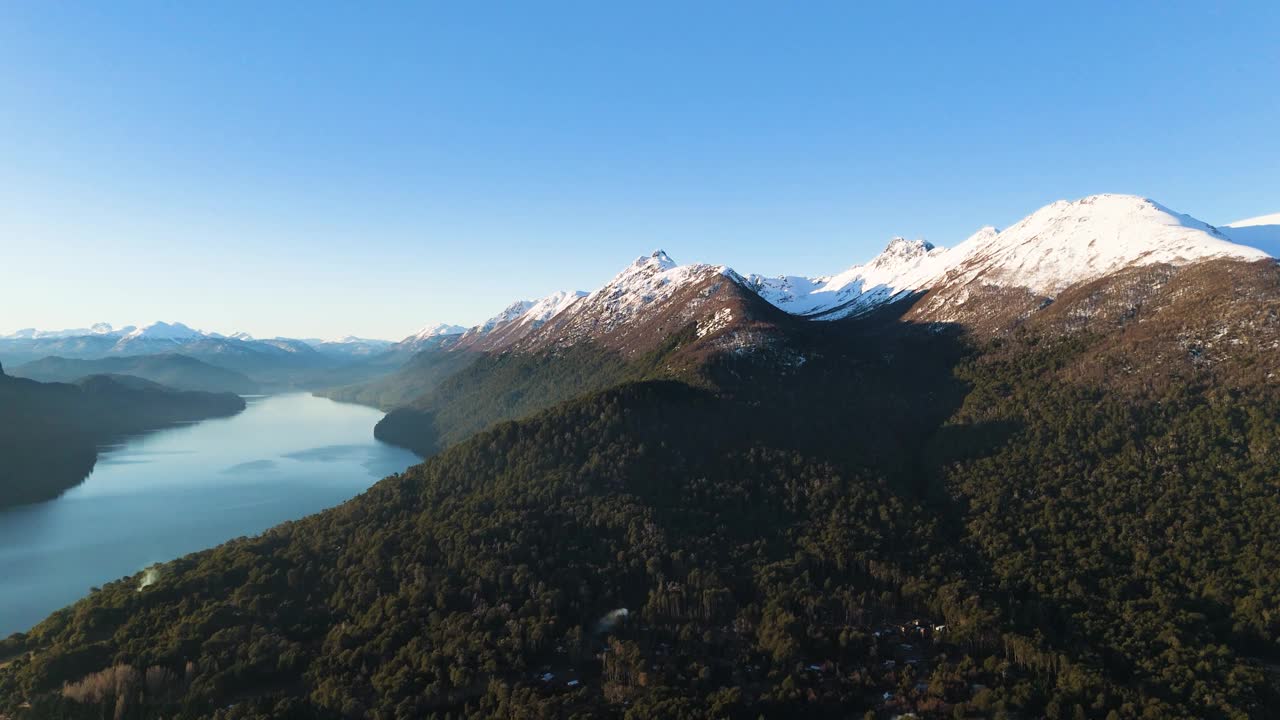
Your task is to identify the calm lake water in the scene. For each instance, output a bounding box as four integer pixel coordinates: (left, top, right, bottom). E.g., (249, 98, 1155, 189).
(0, 393, 420, 637)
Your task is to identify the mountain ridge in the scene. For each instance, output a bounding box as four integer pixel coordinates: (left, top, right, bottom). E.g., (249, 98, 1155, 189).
(7, 194, 1273, 360)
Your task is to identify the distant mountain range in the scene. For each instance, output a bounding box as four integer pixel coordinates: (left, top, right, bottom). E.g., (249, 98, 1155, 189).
(8, 195, 1274, 374)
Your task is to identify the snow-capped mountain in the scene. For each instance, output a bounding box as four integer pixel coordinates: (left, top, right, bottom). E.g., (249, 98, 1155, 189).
(937, 195, 1265, 294)
(1221, 212, 1280, 257)
(747, 195, 1270, 323)
(746, 236, 954, 319)
(402, 196, 1273, 359)
(392, 323, 467, 353)
(405, 323, 467, 342)
(119, 321, 202, 343)
(3, 323, 134, 340)
(453, 290, 588, 351)
(7, 194, 1274, 372)
(522, 290, 589, 327)
(547, 250, 733, 335)
(520, 250, 760, 353)
(301, 336, 397, 360)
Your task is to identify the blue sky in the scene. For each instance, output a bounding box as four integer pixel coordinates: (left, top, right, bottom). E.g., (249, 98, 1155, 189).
(2, 2, 1277, 339)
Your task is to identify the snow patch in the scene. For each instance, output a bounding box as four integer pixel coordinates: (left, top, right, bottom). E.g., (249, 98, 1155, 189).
(697, 307, 735, 338)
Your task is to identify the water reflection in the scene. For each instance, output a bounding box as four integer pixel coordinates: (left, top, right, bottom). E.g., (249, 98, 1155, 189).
(0, 393, 420, 636)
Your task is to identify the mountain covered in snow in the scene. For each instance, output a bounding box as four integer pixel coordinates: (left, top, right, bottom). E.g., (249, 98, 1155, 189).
(746, 236, 951, 320)
(6, 194, 1274, 375)
(403, 194, 1274, 358)
(405, 324, 467, 343)
(452, 291, 587, 352)
(746, 195, 1270, 323)
(2, 323, 135, 340)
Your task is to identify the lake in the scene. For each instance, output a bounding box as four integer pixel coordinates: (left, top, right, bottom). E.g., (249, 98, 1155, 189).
(0, 393, 420, 637)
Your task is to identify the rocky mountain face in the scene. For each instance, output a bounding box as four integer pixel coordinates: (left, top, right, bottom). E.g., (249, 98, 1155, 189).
(414, 194, 1274, 360)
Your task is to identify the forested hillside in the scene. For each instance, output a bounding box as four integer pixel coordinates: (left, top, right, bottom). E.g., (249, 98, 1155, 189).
(0, 366, 246, 509)
(5, 254, 1280, 719)
(9, 354, 260, 394)
(316, 346, 480, 412)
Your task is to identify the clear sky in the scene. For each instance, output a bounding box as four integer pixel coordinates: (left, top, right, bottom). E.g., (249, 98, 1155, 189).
(2, 2, 1277, 340)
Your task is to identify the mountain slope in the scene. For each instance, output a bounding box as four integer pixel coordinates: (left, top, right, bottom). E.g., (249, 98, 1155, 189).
(367, 251, 799, 456)
(9, 354, 260, 394)
(7, 194, 1280, 720)
(927, 194, 1265, 297)
(520, 251, 788, 355)
(330, 196, 1279, 460)
(451, 291, 586, 352)
(748, 236, 955, 319)
(393, 323, 466, 353)
(748, 194, 1270, 326)
(317, 344, 482, 411)
(0, 366, 246, 509)
(6, 270, 1280, 717)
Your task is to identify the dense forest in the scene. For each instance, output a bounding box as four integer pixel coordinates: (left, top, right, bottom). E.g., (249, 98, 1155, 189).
(2, 291, 1277, 719)
(0, 365, 246, 509)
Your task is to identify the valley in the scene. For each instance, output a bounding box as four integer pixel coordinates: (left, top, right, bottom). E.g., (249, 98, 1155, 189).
(3, 194, 1279, 718)
(0, 393, 420, 637)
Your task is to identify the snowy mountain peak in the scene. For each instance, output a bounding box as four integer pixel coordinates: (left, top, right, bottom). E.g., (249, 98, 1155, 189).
(513, 250, 737, 350)
(627, 249, 678, 272)
(748, 194, 1271, 322)
(940, 193, 1269, 296)
(520, 290, 588, 327)
(1015, 194, 1222, 240)
(4, 323, 133, 340)
(868, 238, 938, 271)
(748, 234, 951, 319)
(123, 321, 202, 342)
(963, 226, 1000, 244)
(880, 237, 935, 258)
(408, 323, 466, 342)
(479, 301, 536, 333)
